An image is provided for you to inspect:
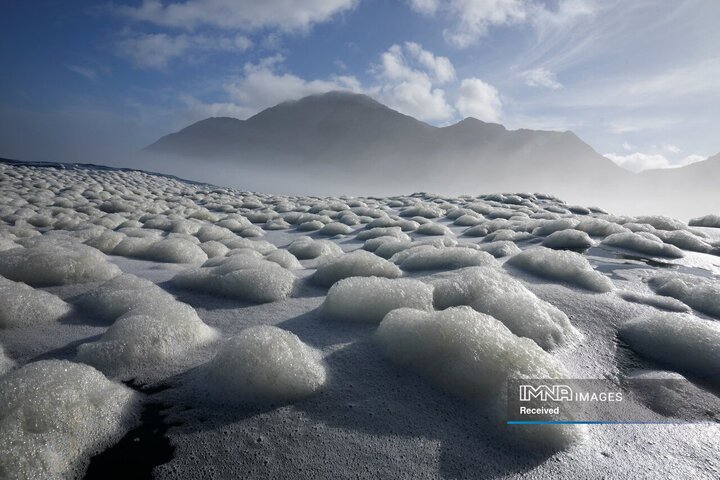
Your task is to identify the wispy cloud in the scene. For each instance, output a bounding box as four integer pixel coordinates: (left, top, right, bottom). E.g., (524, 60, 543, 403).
(116, 0, 358, 32)
(116, 31, 252, 69)
(66, 64, 98, 81)
(519, 67, 562, 89)
(408, 0, 595, 48)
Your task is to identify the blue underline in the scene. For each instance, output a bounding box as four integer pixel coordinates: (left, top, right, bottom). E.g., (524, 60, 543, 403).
(506, 420, 700, 425)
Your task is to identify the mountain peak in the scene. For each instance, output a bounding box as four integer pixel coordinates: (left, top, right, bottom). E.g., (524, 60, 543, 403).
(146, 91, 627, 194)
(272, 90, 387, 112)
(449, 117, 507, 131)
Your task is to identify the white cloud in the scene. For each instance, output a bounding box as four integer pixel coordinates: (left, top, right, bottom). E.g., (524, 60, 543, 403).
(183, 43, 501, 126)
(663, 144, 681, 154)
(220, 56, 362, 117)
(373, 43, 456, 122)
(117, 32, 252, 69)
(619, 58, 720, 105)
(404, 42, 456, 84)
(520, 67, 562, 89)
(376, 43, 455, 85)
(442, 0, 529, 48)
(408, 0, 439, 15)
(179, 94, 254, 119)
(606, 117, 679, 134)
(605, 152, 705, 173)
(376, 80, 455, 123)
(456, 78, 503, 122)
(622, 141, 633, 151)
(605, 152, 669, 172)
(531, 0, 597, 37)
(66, 65, 98, 81)
(408, 0, 594, 48)
(117, 0, 357, 32)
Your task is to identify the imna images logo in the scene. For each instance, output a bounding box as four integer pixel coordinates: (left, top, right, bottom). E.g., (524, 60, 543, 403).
(519, 384, 573, 402)
(518, 383, 623, 403)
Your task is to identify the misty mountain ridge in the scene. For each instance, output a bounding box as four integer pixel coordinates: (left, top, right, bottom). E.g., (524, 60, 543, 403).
(142, 91, 718, 218)
(147, 91, 623, 183)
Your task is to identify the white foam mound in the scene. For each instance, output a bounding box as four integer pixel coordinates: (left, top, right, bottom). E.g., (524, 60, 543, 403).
(310, 251, 402, 287)
(398, 247, 495, 271)
(601, 232, 684, 258)
(375, 237, 456, 259)
(356, 226, 410, 241)
(476, 241, 521, 258)
(112, 236, 208, 263)
(76, 274, 219, 380)
(654, 230, 713, 253)
(634, 215, 687, 231)
(77, 311, 219, 380)
(375, 307, 584, 449)
(574, 218, 627, 237)
(298, 220, 324, 231)
(143, 238, 209, 263)
(321, 277, 434, 323)
(617, 291, 690, 312)
(0, 344, 15, 375)
(0, 237, 20, 251)
(532, 218, 578, 237)
(507, 247, 613, 292)
(399, 204, 443, 218)
(264, 249, 302, 269)
(200, 240, 230, 258)
(541, 229, 595, 250)
(85, 230, 125, 254)
(433, 267, 578, 350)
(0, 240, 121, 286)
(287, 236, 343, 259)
(415, 222, 453, 236)
(0, 360, 140, 479)
(172, 255, 297, 303)
(78, 273, 186, 320)
(648, 273, 720, 318)
(318, 222, 354, 236)
(363, 236, 401, 252)
(689, 214, 720, 228)
(200, 326, 326, 404)
(618, 313, 720, 380)
(0, 276, 72, 328)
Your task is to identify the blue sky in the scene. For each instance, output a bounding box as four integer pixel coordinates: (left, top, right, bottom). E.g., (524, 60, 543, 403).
(1, 0, 719, 171)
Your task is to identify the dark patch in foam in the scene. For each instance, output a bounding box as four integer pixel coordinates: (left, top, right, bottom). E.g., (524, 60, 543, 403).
(84, 401, 180, 480)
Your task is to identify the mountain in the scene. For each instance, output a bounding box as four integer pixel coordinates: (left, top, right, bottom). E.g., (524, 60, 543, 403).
(143, 91, 636, 207)
(640, 151, 720, 185)
(631, 152, 720, 218)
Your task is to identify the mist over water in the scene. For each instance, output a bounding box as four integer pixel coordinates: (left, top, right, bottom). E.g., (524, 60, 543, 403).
(127, 148, 713, 222)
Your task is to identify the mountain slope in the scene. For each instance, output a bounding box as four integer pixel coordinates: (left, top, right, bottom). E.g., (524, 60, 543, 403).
(628, 152, 720, 218)
(143, 91, 630, 201)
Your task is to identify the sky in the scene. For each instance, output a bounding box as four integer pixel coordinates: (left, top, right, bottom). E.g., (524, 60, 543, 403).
(1, 0, 719, 172)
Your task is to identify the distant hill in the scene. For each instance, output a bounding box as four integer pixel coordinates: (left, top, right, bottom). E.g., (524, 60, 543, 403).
(145, 92, 628, 199)
(631, 152, 720, 218)
(141, 91, 717, 218)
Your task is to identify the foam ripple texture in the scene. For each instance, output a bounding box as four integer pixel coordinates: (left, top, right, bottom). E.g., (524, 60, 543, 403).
(619, 313, 720, 380)
(0, 360, 140, 479)
(507, 246, 613, 292)
(199, 326, 326, 404)
(321, 276, 434, 323)
(0, 276, 72, 328)
(375, 307, 585, 449)
(433, 266, 578, 350)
